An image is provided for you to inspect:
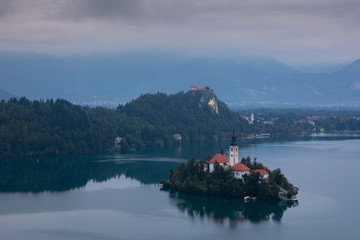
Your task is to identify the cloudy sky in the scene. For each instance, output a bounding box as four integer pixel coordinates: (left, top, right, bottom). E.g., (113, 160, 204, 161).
(0, 0, 360, 64)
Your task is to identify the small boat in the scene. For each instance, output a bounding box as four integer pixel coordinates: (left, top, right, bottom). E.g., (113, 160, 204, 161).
(244, 196, 256, 202)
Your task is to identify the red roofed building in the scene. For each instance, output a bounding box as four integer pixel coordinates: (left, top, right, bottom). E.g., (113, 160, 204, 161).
(189, 86, 214, 92)
(209, 152, 229, 172)
(209, 153, 229, 164)
(254, 169, 269, 179)
(232, 163, 250, 180)
(232, 163, 250, 171)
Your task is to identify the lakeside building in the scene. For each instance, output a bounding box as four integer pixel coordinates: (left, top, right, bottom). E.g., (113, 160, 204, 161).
(254, 169, 269, 179)
(241, 113, 254, 124)
(114, 136, 122, 148)
(173, 133, 182, 141)
(233, 163, 251, 179)
(208, 150, 229, 172)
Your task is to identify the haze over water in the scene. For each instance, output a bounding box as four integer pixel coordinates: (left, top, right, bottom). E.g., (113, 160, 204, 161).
(0, 135, 359, 239)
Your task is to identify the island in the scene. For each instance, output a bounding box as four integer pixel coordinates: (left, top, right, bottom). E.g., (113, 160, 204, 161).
(161, 132, 299, 201)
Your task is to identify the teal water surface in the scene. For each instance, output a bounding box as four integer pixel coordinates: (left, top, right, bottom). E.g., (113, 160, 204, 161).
(0, 135, 359, 239)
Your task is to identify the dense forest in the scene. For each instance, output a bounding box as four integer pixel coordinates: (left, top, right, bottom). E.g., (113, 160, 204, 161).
(117, 90, 248, 142)
(1, 89, 360, 158)
(0, 90, 248, 158)
(0, 97, 151, 158)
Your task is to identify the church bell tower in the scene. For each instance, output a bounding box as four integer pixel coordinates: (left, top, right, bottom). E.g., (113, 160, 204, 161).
(229, 130, 238, 166)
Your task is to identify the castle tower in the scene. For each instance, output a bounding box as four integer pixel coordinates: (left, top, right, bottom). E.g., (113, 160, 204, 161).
(229, 130, 239, 166)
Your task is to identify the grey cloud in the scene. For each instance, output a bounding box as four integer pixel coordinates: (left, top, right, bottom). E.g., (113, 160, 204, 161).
(262, 1, 360, 22)
(60, 0, 143, 20)
(263, 0, 360, 14)
(1, 0, 360, 64)
(0, 0, 17, 18)
(4, 0, 360, 23)
(9, 0, 360, 27)
(57, 0, 195, 23)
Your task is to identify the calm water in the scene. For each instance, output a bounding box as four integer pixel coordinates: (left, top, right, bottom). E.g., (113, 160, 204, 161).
(0, 135, 359, 239)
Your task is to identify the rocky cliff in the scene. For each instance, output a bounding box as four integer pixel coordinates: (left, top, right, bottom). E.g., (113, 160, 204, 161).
(185, 88, 219, 114)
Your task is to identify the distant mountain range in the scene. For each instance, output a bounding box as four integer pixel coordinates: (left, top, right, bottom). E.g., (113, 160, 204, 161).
(0, 88, 14, 100)
(0, 51, 359, 107)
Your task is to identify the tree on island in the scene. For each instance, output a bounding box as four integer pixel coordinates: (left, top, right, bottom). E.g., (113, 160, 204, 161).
(161, 156, 298, 201)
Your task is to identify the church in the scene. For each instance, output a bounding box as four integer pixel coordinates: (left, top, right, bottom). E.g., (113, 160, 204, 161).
(208, 131, 251, 179)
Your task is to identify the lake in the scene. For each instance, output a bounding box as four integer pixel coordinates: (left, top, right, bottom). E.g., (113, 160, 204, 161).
(0, 134, 359, 239)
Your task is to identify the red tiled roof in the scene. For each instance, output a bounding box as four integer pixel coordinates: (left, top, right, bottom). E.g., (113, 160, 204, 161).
(254, 169, 268, 177)
(232, 163, 250, 171)
(209, 153, 229, 164)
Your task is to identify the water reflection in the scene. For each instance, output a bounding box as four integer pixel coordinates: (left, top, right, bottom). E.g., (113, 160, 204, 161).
(167, 190, 298, 227)
(2, 134, 358, 193)
(0, 155, 178, 193)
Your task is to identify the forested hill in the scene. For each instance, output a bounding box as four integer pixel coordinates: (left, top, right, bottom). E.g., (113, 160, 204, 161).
(1, 90, 359, 158)
(117, 89, 248, 141)
(0, 90, 248, 158)
(0, 98, 152, 158)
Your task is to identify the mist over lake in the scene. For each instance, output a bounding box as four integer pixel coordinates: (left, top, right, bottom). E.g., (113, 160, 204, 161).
(0, 135, 359, 239)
